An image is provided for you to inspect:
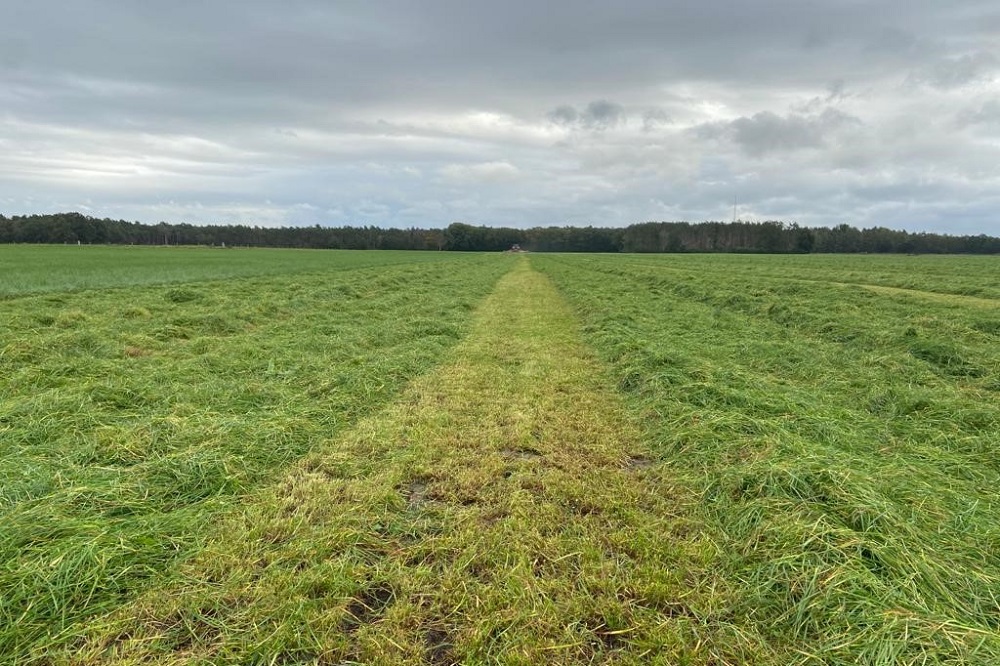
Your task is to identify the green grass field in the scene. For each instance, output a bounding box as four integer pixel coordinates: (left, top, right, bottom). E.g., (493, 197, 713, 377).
(0, 246, 460, 298)
(1, 247, 998, 665)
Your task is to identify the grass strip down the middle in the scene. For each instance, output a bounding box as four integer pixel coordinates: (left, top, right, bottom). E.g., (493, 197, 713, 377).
(58, 260, 731, 665)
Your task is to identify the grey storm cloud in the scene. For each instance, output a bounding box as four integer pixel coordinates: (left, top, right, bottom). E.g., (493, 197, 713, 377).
(548, 101, 626, 130)
(2, 0, 1000, 234)
(699, 109, 863, 157)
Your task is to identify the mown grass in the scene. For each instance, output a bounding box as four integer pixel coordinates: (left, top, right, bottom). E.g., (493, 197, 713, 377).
(45, 260, 732, 665)
(534, 253, 1000, 664)
(0, 250, 510, 661)
(0, 245, 458, 297)
(613, 253, 1000, 301)
(5, 248, 999, 664)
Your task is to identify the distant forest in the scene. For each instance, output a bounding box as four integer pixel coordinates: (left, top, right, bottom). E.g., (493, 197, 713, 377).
(2, 212, 999, 254)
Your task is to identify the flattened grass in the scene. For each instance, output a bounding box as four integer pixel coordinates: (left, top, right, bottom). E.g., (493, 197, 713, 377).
(54, 260, 733, 665)
(614, 253, 1000, 301)
(7, 249, 999, 664)
(535, 253, 1000, 664)
(0, 253, 509, 660)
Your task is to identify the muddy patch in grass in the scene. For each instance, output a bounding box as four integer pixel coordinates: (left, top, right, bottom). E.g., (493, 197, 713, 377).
(403, 477, 432, 508)
(582, 616, 630, 653)
(568, 498, 604, 516)
(424, 626, 457, 665)
(342, 582, 395, 632)
(623, 454, 654, 470)
(501, 447, 543, 462)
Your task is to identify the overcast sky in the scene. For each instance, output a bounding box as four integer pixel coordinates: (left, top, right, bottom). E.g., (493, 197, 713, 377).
(2, 1, 999, 233)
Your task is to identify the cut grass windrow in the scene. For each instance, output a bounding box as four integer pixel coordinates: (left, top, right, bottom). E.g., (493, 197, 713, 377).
(534, 253, 1000, 665)
(52, 259, 740, 665)
(6, 249, 999, 664)
(610, 253, 1000, 301)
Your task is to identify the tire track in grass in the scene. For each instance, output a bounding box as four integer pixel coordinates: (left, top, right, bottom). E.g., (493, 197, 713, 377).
(54, 259, 753, 666)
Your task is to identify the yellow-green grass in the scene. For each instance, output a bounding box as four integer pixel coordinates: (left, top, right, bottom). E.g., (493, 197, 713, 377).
(1, 252, 509, 660)
(49, 259, 733, 665)
(845, 283, 999, 309)
(4, 248, 999, 665)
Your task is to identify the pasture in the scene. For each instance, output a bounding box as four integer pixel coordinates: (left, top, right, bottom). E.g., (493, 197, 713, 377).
(1, 246, 997, 664)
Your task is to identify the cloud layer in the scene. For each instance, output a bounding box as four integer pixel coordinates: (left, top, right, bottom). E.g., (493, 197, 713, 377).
(2, 1, 999, 233)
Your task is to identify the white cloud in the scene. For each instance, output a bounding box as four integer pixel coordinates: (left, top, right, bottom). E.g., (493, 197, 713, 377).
(439, 161, 522, 184)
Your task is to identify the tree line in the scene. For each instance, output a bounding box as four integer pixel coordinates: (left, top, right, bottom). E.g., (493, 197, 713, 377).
(2, 212, 998, 254)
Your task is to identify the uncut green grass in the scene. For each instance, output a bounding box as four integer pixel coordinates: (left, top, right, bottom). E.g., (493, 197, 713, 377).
(0, 245, 461, 297)
(535, 253, 1000, 664)
(0, 251, 509, 660)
